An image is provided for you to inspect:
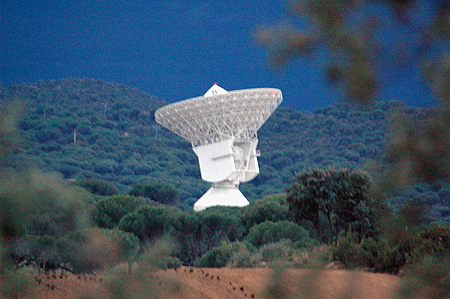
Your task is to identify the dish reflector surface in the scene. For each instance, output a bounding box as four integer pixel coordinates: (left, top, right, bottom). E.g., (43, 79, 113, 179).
(155, 87, 282, 147)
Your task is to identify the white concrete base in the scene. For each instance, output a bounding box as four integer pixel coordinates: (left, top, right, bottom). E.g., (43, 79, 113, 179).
(193, 186, 249, 212)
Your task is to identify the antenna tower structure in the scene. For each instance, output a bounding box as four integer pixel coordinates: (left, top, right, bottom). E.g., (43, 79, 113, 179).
(155, 84, 282, 211)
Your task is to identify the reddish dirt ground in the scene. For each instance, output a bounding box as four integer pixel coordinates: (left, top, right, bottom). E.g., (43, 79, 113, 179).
(3, 267, 404, 299)
(157, 267, 402, 299)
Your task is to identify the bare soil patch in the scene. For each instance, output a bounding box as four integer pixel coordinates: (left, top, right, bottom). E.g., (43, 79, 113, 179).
(157, 267, 402, 299)
(5, 267, 402, 299)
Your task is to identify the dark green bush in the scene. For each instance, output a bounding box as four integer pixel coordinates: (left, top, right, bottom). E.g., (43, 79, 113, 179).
(56, 228, 104, 273)
(331, 232, 369, 269)
(154, 256, 182, 270)
(56, 228, 140, 274)
(258, 240, 295, 264)
(332, 232, 405, 274)
(198, 207, 245, 244)
(9, 234, 58, 272)
(244, 220, 309, 247)
(333, 223, 450, 274)
(194, 241, 255, 268)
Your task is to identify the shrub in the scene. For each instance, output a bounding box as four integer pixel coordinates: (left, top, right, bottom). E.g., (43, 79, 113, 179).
(361, 238, 405, 274)
(332, 232, 370, 269)
(421, 223, 450, 253)
(292, 237, 319, 249)
(333, 223, 450, 275)
(245, 220, 309, 247)
(227, 247, 261, 268)
(404, 223, 450, 266)
(259, 240, 295, 264)
(155, 256, 182, 270)
(56, 228, 140, 274)
(194, 241, 255, 268)
(332, 232, 405, 274)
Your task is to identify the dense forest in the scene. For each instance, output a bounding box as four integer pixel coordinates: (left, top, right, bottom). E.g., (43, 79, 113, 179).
(0, 78, 448, 221)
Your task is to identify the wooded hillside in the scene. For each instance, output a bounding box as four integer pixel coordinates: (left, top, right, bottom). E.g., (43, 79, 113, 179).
(1, 78, 448, 221)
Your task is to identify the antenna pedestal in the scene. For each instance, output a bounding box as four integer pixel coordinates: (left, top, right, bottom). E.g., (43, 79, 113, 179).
(193, 181, 249, 212)
(155, 84, 283, 211)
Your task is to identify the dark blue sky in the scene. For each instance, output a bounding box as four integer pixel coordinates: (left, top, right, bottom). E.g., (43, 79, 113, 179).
(0, 0, 436, 111)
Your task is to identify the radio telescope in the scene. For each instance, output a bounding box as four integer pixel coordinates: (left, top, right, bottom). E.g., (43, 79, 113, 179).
(155, 83, 282, 211)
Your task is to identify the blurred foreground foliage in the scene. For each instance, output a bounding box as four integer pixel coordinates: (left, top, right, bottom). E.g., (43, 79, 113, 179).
(0, 103, 91, 297)
(0, 103, 181, 298)
(258, 0, 450, 297)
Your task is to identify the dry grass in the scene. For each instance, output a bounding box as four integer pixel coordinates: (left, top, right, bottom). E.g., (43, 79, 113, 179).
(5, 266, 404, 299)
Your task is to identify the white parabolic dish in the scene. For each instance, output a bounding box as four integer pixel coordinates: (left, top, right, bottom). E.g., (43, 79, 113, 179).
(155, 84, 283, 211)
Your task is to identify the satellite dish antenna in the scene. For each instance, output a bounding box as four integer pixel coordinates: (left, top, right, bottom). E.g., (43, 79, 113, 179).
(155, 83, 283, 211)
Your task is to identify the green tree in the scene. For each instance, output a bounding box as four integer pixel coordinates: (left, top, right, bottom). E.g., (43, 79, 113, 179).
(74, 178, 119, 196)
(0, 103, 93, 297)
(34, 127, 63, 143)
(240, 193, 292, 231)
(9, 234, 58, 273)
(330, 169, 386, 239)
(170, 211, 202, 265)
(106, 228, 140, 274)
(118, 205, 178, 243)
(286, 168, 381, 242)
(286, 170, 325, 241)
(170, 207, 244, 265)
(197, 207, 245, 252)
(92, 195, 146, 229)
(117, 212, 147, 242)
(129, 181, 180, 206)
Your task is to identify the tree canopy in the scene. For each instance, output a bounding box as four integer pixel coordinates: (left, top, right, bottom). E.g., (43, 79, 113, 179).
(73, 178, 119, 196)
(92, 195, 146, 229)
(286, 168, 384, 241)
(129, 181, 180, 206)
